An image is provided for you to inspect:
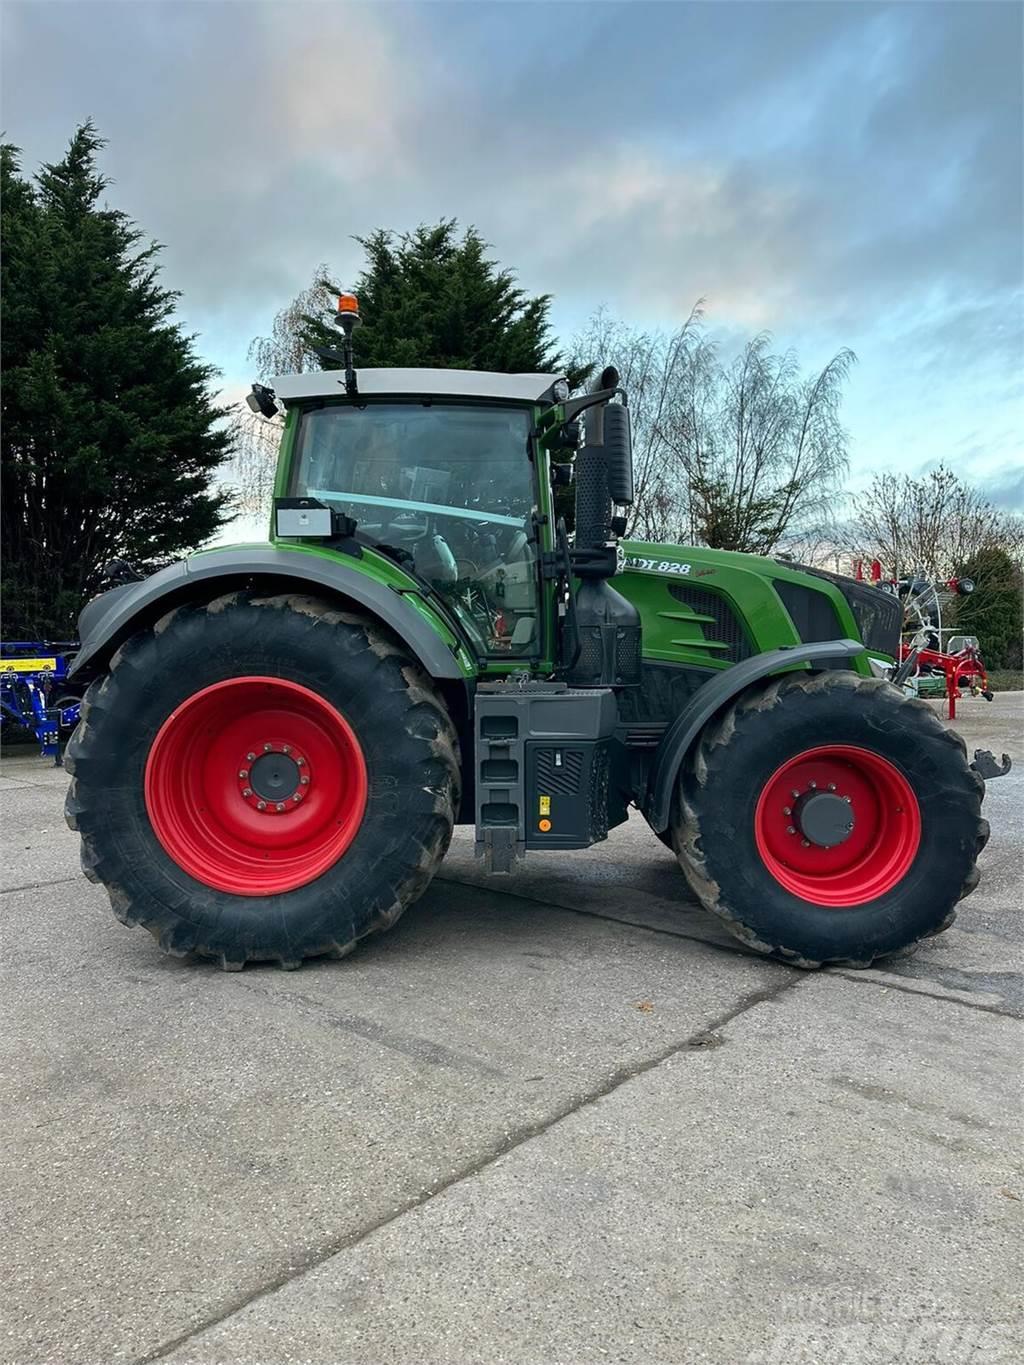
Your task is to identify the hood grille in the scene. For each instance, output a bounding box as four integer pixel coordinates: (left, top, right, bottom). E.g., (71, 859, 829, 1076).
(781, 565, 902, 657)
(668, 585, 752, 663)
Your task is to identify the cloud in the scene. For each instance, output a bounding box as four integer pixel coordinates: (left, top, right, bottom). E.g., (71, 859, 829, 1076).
(977, 467, 1024, 513)
(2, 0, 1020, 493)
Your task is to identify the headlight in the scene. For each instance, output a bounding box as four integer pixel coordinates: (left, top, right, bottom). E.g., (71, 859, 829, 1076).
(553, 378, 570, 402)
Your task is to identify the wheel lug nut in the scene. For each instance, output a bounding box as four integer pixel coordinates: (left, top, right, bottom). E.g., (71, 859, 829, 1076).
(783, 806, 792, 816)
(239, 769, 248, 779)
(843, 795, 851, 803)
(257, 801, 266, 811)
(801, 839, 810, 848)
(242, 788, 252, 797)
(263, 743, 272, 752)
(809, 781, 817, 789)
(786, 826, 796, 835)
(827, 783, 836, 792)
(282, 745, 291, 755)
(296, 757, 305, 767)
(247, 752, 256, 761)
(791, 790, 800, 799)
(300, 775, 309, 785)
(292, 793, 301, 802)
(275, 802, 285, 812)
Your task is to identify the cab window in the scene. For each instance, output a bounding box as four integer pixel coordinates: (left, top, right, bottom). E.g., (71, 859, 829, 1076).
(291, 403, 539, 656)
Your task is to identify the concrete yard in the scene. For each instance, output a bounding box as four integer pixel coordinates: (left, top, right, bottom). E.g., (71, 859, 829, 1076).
(2, 693, 1021, 1364)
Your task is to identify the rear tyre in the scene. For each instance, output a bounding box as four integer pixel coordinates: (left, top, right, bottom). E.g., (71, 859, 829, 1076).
(65, 592, 460, 969)
(671, 671, 987, 968)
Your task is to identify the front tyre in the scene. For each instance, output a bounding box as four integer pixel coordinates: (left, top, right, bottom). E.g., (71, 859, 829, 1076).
(672, 672, 987, 968)
(65, 592, 460, 969)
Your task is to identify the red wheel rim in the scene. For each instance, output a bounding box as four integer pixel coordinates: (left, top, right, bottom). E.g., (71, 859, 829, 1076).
(144, 677, 367, 895)
(753, 745, 921, 907)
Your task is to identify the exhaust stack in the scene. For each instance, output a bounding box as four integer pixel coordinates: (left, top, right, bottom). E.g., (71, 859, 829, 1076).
(566, 369, 641, 688)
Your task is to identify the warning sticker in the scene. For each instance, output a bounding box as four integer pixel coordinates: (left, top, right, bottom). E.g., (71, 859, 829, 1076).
(539, 795, 551, 816)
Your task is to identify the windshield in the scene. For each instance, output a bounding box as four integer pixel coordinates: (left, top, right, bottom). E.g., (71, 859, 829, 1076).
(291, 403, 539, 655)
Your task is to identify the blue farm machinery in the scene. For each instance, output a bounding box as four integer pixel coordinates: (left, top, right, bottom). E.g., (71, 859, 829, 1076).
(1, 642, 81, 764)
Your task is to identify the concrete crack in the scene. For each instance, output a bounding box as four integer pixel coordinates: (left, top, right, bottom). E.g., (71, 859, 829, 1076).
(435, 872, 755, 959)
(135, 972, 805, 1364)
(829, 968, 1022, 1019)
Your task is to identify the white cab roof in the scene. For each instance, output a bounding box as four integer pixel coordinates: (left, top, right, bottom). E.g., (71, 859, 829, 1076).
(271, 367, 564, 406)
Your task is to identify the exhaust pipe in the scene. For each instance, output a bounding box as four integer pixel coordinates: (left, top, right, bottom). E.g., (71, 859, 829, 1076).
(566, 368, 641, 688)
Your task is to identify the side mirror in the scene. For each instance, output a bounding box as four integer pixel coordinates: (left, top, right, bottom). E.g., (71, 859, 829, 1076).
(602, 403, 634, 507)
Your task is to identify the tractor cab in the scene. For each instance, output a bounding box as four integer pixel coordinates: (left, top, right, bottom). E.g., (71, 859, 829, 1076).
(270, 368, 565, 662)
(265, 295, 640, 689)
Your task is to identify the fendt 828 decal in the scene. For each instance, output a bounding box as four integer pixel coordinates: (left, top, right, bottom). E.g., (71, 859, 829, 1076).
(624, 556, 692, 575)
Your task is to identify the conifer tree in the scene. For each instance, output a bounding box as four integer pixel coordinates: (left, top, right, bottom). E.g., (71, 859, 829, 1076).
(1, 123, 231, 637)
(298, 221, 570, 376)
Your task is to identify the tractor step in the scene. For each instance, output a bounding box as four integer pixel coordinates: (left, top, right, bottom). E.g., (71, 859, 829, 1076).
(474, 680, 617, 872)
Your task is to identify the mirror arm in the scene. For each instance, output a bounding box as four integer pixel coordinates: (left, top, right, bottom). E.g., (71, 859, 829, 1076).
(557, 385, 625, 424)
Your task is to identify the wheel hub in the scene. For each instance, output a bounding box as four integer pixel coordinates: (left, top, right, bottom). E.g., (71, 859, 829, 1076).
(249, 751, 301, 801)
(793, 790, 855, 848)
(237, 740, 311, 813)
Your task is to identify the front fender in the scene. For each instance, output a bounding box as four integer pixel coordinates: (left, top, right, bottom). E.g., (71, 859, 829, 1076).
(644, 639, 866, 832)
(69, 546, 468, 682)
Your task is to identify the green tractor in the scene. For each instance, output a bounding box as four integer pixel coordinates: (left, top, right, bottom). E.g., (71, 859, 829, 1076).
(65, 297, 1000, 971)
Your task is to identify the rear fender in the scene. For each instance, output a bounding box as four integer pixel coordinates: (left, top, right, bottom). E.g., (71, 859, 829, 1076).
(645, 639, 866, 832)
(69, 546, 468, 684)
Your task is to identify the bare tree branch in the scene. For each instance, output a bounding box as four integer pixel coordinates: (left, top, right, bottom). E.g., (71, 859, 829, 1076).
(225, 265, 337, 519)
(573, 307, 853, 552)
(848, 466, 1024, 586)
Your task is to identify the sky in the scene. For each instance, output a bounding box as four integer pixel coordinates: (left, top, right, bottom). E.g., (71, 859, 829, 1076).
(3, 0, 1022, 514)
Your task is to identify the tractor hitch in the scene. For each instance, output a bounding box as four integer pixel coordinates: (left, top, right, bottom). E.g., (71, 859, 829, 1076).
(971, 749, 1012, 781)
